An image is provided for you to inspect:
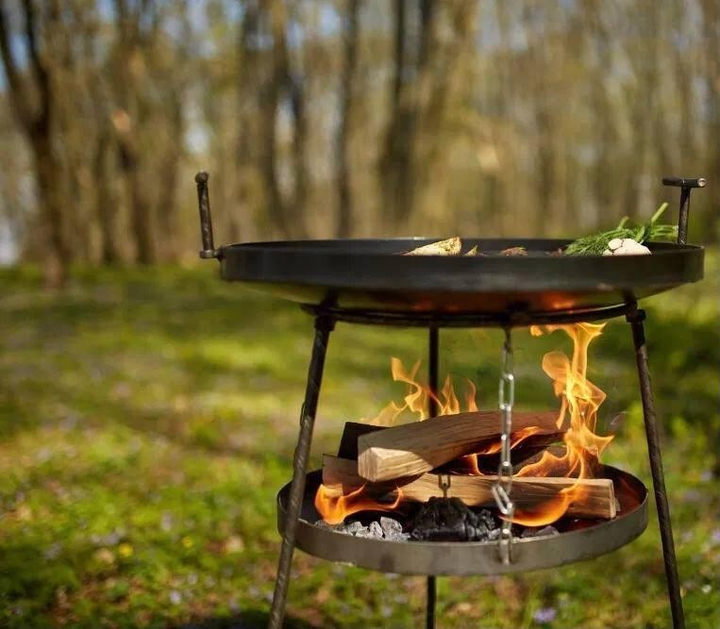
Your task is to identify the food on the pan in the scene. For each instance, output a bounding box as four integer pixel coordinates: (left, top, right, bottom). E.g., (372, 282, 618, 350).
(564, 203, 675, 256)
(404, 237, 462, 256)
(602, 238, 651, 256)
(500, 246, 527, 257)
(404, 239, 526, 257)
(401, 202, 675, 258)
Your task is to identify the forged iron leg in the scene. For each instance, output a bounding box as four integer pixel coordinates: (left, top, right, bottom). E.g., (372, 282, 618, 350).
(627, 308, 685, 629)
(426, 326, 439, 629)
(426, 578, 436, 629)
(269, 315, 335, 629)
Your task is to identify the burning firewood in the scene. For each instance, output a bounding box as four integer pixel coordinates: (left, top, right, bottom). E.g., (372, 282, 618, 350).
(322, 455, 617, 520)
(338, 421, 565, 473)
(357, 410, 562, 482)
(404, 237, 462, 256)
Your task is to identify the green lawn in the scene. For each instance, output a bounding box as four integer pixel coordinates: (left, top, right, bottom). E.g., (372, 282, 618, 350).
(0, 259, 718, 628)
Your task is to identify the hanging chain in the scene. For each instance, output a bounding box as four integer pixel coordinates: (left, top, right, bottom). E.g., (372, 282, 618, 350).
(492, 327, 515, 564)
(438, 474, 451, 499)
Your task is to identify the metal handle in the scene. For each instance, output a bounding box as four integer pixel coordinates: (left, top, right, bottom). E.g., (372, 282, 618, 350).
(195, 171, 221, 259)
(662, 176, 707, 245)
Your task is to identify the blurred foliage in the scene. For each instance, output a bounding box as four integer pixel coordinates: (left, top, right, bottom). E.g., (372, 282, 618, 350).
(0, 256, 717, 627)
(0, 0, 718, 285)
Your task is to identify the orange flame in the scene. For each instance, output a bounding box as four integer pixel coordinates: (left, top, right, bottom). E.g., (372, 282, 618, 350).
(513, 322, 613, 525)
(364, 357, 478, 425)
(456, 425, 548, 475)
(316, 328, 613, 527)
(314, 483, 402, 525)
(316, 358, 479, 523)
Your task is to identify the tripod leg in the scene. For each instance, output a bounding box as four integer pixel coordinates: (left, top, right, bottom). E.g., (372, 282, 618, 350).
(627, 307, 685, 629)
(269, 315, 335, 629)
(426, 326, 439, 629)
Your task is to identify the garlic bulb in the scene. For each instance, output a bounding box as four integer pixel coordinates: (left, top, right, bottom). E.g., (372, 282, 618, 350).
(603, 238, 651, 256)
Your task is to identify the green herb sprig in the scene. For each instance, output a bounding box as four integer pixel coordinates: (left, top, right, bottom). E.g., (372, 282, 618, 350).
(564, 203, 677, 256)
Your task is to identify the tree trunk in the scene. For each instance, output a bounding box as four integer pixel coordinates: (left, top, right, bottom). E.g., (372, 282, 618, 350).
(93, 129, 120, 265)
(0, 0, 69, 286)
(336, 0, 360, 238)
(257, 0, 292, 238)
(30, 132, 69, 285)
(156, 93, 183, 262)
(414, 0, 478, 230)
(288, 75, 309, 238)
(234, 0, 262, 243)
(112, 0, 156, 264)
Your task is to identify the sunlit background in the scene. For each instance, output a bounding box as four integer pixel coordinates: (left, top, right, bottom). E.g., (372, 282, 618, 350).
(0, 1, 718, 627)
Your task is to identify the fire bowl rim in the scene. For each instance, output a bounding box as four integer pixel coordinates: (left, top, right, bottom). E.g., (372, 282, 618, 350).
(220, 238, 703, 316)
(277, 467, 648, 576)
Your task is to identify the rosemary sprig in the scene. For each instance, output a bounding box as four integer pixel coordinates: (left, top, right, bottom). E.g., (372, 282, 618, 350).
(564, 203, 677, 256)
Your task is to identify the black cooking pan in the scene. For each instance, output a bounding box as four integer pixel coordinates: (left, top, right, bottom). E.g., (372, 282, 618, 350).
(195, 173, 705, 317)
(217, 238, 703, 315)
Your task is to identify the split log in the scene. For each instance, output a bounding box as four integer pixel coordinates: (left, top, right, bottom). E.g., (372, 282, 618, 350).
(445, 431, 567, 475)
(338, 421, 564, 470)
(337, 421, 385, 459)
(323, 455, 616, 519)
(357, 410, 562, 482)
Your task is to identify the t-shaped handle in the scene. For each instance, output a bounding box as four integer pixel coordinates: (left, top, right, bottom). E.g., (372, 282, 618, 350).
(195, 171, 220, 259)
(662, 176, 707, 245)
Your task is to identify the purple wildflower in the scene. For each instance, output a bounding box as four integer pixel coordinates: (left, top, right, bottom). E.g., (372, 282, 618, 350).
(533, 607, 557, 624)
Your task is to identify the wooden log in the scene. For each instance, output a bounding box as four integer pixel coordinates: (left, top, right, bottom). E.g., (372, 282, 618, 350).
(323, 455, 616, 519)
(338, 421, 565, 473)
(448, 431, 567, 475)
(357, 410, 562, 482)
(337, 421, 385, 459)
(511, 445, 568, 474)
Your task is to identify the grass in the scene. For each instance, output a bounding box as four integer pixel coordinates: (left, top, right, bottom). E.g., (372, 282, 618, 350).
(0, 258, 718, 628)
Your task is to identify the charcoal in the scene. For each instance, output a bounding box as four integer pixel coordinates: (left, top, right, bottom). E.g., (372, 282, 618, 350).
(369, 521, 383, 538)
(314, 520, 333, 530)
(521, 525, 559, 538)
(380, 516, 403, 536)
(408, 497, 498, 541)
(487, 528, 501, 541)
(344, 521, 365, 534)
(473, 508, 496, 531)
(329, 520, 365, 535)
(384, 530, 410, 541)
(537, 525, 559, 537)
(354, 524, 377, 538)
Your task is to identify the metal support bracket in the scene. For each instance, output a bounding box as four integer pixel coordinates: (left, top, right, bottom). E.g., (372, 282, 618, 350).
(662, 176, 707, 245)
(195, 171, 222, 260)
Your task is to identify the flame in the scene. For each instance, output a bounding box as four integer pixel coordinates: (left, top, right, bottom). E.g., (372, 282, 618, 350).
(456, 425, 548, 475)
(314, 483, 402, 525)
(365, 357, 479, 425)
(316, 327, 613, 527)
(317, 358, 479, 523)
(513, 323, 613, 526)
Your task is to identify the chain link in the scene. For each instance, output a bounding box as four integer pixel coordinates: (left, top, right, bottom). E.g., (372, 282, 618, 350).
(492, 328, 515, 564)
(438, 474, 451, 499)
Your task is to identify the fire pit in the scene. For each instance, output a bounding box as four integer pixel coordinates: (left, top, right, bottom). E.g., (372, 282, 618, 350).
(194, 173, 705, 629)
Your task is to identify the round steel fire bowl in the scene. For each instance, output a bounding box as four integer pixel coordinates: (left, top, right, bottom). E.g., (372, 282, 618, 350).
(220, 238, 703, 318)
(277, 467, 648, 576)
